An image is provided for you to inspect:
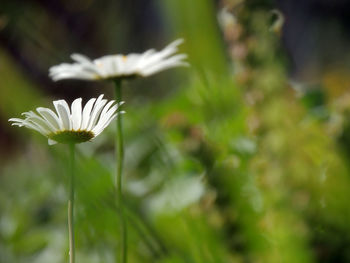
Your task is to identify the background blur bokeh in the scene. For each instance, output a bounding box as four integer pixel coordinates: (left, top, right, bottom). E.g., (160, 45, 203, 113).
(2, 0, 350, 262)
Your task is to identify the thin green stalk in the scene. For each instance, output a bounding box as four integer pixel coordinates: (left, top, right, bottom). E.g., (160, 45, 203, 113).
(114, 79, 127, 263)
(68, 143, 76, 263)
(123, 205, 168, 257)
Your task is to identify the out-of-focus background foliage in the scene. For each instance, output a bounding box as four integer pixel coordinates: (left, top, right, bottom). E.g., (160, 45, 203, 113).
(2, 0, 350, 262)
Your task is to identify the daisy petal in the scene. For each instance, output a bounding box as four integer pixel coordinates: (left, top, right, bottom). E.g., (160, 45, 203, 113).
(71, 98, 82, 130)
(48, 139, 58, 145)
(49, 39, 187, 81)
(53, 100, 72, 130)
(37, 107, 61, 130)
(9, 94, 119, 145)
(81, 97, 96, 130)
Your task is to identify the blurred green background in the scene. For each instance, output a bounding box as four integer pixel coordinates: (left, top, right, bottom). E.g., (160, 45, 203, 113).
(2, 0, 350, 262)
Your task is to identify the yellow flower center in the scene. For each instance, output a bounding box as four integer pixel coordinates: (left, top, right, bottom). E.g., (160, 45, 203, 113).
(48, 130, 95, 144)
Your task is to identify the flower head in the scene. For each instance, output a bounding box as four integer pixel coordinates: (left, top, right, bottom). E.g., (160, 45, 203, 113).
(49, 39, 188, 81)
(9, 95, 124, 145)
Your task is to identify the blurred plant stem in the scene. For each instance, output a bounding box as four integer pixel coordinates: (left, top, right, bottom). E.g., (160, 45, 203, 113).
(123, 203, 168, 257)
(114, 79, 127, 263)
(68, 143, 76, 263)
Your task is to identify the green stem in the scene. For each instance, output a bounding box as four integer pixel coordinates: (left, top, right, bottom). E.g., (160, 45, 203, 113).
(114, 79, 127, 263)
(68, 143, 75, 263)
(123, 204, 168, 257)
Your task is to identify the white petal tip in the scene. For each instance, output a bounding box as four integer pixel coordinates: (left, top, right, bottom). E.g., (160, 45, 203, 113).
(48, 139, 57, 145)
(70, 53, 82, 59)
(171, 39, 184, 45)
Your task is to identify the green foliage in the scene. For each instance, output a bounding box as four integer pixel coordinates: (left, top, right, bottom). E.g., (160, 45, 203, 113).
(1, 0, 350, 263)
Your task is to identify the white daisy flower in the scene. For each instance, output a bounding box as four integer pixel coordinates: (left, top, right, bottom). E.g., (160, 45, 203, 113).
(9, 95, 124, 145)
(49, 39, 188, 81)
